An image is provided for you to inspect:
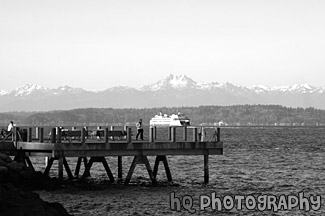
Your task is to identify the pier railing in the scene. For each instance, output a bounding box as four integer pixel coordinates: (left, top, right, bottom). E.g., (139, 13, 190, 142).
(1, 125, 223, 184)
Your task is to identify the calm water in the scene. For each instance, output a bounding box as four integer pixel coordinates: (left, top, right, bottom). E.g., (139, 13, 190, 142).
(32, 126, 325, 215)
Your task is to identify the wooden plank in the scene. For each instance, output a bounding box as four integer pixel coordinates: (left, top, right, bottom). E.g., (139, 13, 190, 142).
(17, 142, 55, 150)
(54, 148, 223, 157)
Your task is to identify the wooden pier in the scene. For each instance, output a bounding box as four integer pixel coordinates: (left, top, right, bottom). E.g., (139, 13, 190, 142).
(0, 126, 223, 185)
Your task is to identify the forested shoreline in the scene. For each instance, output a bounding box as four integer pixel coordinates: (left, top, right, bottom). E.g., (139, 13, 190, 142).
(1, 105, 325, 126)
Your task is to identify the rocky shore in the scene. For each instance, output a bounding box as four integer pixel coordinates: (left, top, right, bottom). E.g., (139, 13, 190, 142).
(0, 152, 71, 216)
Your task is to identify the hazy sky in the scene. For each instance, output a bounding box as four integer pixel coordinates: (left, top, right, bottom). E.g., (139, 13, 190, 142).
(1, 0, 325, 91)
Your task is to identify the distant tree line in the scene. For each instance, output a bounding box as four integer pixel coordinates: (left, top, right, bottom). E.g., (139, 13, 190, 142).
(1, 105, 325, 126)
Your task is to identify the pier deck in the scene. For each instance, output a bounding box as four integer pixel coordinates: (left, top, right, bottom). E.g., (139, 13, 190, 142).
(0, 126, 223, 184)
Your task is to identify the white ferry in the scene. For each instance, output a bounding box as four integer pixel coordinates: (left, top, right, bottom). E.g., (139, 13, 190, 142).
(149, 112, 191, 127)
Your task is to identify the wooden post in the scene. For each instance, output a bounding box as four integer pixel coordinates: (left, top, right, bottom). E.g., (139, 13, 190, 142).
(58, 156, 63, 180)
(149, 126, 154, 142)
(104, 128, 109, 143)
(123, 125, 128, 139)
(46, 128, 56, 169)
(127, 127, 132, 143)
(39, 128, 44, 143)
(13, 127, 17, 146)
(201, 127, 205, 142)
(110, 126, 114, 141)
(193, 127, 198, 142)
(97, 126, 101, 140)
(171, 127, 176, 142)
(204, 150, 209, 184)
(57, 128, 63, 180)
(81, 127, 86, 145)
(183, 126, 187, 141)
(57, 127, 62, 144)
(51, 128, 56, 144)
(168, 127, 171, 140)
(153, 126, 157, 140)
(217, 127, 220, 142)
(28, 127, 32, 142)
(118, 156, 122, 179)
(35, 127, 39, 140)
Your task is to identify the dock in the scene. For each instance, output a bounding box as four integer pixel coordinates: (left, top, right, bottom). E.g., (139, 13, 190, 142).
(0, 126, 223, 185)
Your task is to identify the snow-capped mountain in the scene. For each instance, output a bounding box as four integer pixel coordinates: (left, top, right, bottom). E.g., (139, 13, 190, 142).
(1, 74, 325, 112)
(0, 90, 8, 96)
(9, 84, 49, 96)
(140, 74, 197, 91)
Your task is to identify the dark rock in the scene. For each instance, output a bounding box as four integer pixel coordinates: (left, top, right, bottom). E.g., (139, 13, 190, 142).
(6, 161, 25, 173)
(0, 183, 72, 216)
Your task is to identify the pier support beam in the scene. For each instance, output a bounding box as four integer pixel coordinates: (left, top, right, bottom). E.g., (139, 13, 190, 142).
(81, 157, 114, 183)
(124, 156, 157, 185)
(74, 157, 89, 177)
(44, 157, 73, 180)
(118, 156, 123, 179)
(153, 155, 172, 182)
(204, 150, 209, 184)
(13, 150, 35, 172)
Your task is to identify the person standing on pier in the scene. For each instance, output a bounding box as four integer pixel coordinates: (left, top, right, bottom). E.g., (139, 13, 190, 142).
(136, 119, 143, 140)
(7, 121, 14, 134)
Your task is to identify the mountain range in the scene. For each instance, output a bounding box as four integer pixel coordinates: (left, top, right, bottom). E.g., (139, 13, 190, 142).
(1, 74, 325, 112)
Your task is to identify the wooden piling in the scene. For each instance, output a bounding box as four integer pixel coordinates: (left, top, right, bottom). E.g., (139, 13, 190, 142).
(168, 127, 171, 140)
(217, 127, 220, 142)
(127, 127, 132, 143)
(104, 128, 109, 143)
(51, 128, 56, 144)
(57, 127, 62, 143)
(149, 127, 154, 142)
(193, 127, 198, 142)
(28, 127, 32, 142)
(39, 128, 44, 143)
(183, 126, 187, 141)
(118, 156, 122, 179)
(58, 156, 64, 180)
(201, 127, 205, 142)
(110, 126, 114, 140)
(204, 150, 209, 184)
(153, 126, 157, 140)
(35, 127, 39, 140)
(124, 125, 128, 139)
(81, 127, 86, 145)
(170, 127, 176, 142)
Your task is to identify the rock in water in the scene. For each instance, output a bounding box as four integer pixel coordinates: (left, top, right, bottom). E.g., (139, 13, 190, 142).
(0, 183, 71, 216)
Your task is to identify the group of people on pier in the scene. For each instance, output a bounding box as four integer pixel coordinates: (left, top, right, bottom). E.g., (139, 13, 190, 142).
(1, 119, 145, 141)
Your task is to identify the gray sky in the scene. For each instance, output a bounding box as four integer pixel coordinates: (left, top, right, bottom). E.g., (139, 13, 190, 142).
(1, 0, 324, 91)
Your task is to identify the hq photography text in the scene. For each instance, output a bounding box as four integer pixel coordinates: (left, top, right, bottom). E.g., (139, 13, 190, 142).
(169, 192, 321, 214)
